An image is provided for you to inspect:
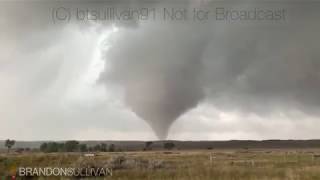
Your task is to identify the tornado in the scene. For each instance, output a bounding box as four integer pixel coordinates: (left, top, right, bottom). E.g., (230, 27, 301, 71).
(124, 65, 204, 139)
(101, 21, 209, 139)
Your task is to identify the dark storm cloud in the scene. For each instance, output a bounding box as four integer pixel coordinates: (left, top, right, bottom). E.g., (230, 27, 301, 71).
(203, 15, 320, 115)
(1, 0, 320, 140)
(100, 1, 320, 139)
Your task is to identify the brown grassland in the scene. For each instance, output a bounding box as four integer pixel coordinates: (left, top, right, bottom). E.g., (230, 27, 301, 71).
(1, 149, 320, 179)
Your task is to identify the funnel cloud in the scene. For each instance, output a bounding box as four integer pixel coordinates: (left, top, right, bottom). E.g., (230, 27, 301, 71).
(101, 22, 209, 139)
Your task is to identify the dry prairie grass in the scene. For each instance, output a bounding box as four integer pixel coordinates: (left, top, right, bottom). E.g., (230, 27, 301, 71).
(1, 149, 320, 179)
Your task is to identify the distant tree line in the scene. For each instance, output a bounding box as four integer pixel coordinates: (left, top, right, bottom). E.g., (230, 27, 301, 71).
(5, 139, 15, 153)
(144, 141, 175, 150)
(4, 139, 177, 153)
(163, 142, 175, 150)
(39, 141, 117, 153)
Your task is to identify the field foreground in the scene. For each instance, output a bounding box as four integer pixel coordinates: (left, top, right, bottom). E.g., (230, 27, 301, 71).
(1, 149, 320, 180)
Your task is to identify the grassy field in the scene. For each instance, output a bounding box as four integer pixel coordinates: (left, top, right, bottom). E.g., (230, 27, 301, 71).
(1, 149, 320, 179)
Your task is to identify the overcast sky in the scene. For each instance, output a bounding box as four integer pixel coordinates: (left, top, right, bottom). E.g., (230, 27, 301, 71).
(1, 0, 320, 140)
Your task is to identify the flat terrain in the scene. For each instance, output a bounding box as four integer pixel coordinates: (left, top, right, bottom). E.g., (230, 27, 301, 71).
(1, 149, 320, 179)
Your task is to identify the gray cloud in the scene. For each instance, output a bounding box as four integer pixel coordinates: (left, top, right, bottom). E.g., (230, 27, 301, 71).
(100, 1, 320, 139)
(1, 0, 320, 140)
